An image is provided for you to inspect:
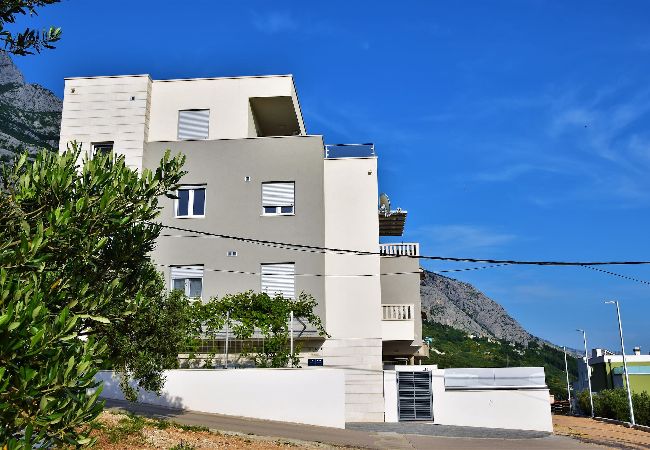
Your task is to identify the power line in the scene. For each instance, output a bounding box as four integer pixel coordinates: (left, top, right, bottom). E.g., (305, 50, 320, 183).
(581, 265, 650, 286)
(153, 222, 650, 267)
(155, 262, 510, 278)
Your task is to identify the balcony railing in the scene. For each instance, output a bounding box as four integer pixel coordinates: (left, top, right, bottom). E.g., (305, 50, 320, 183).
(382, 304, 414, 321)
(379, 243, 420, 256)
(324, 143, 375, 159)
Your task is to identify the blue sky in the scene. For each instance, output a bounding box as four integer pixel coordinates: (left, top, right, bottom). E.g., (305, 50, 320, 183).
(13, 1, 650, 352)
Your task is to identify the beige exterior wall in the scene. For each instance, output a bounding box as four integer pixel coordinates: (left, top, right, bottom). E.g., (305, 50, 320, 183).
(143, 136, 327, 320)
(380, 256, 423, 345)
(59, 75, 151, 171)
(148, 75, 304, 142)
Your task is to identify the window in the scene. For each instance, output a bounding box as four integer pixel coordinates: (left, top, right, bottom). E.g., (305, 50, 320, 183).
(261, 182, 295, 215)
(92, 141, 114, 155)
(171, 265, 203, 299)
(175, 186, 206, 218)
(261, 263, 295, 299)
(178, 109, 210, 140)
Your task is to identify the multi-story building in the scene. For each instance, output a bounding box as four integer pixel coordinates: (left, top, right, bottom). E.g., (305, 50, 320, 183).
(576, 347, 650, 395)
(58, 73, 427, 421)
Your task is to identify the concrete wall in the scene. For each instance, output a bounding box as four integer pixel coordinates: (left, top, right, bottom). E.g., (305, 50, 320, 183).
(383, 366, 553, 432)
(144, 136, 327, 319)
(96, 369, 345, 428)
(148, 75, 304, 141)
(322, 157, 384, 422)
(59, 75, 151, 170)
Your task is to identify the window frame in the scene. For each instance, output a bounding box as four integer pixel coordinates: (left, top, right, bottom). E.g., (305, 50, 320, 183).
(91, 141, 114, 156)
(175, 185, 207, 219)
(261, 181, 295, 217)
(170, 265, 204, 299)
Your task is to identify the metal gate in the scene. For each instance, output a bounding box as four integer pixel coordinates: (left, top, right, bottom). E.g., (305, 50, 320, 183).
(397, 371, 433, 421)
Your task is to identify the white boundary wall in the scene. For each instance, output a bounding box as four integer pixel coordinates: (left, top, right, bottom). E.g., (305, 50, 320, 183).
(96, 368, 345, 428)
(384, 365, 553, 432)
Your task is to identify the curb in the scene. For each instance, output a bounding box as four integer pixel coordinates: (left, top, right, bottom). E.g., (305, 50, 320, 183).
(593, 416, 650, 433)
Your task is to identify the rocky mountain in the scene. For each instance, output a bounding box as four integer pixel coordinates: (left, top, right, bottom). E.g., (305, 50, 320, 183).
(421, 270, 537, 346)
(0, 51, 62, 162)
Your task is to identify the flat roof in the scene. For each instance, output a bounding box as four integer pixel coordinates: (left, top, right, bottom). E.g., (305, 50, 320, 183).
(64, 73, 294, 82)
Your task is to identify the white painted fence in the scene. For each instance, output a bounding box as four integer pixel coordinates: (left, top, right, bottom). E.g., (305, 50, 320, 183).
(96, 368, 345, 428)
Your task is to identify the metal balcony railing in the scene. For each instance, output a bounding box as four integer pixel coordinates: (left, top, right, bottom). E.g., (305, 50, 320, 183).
(379, 243, 420, 256)
(382, 304, 414, 321)
(324, 143, 375, 159)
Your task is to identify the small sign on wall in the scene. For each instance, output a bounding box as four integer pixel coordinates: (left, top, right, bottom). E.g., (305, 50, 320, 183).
(308, 358, 324, 366)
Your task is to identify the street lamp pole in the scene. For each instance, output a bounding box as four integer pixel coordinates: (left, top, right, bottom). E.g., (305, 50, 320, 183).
(577, 328, 594, 418)
(563, 346, 572, 413)
(605, 300, 635, 425)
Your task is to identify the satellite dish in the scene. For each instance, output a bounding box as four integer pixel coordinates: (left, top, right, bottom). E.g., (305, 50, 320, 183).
(379, 193, 390, 214)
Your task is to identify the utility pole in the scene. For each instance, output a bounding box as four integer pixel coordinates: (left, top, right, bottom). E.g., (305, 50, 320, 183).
(605, 300, 635, 425)
(289, 310, 294, 366)
(564, 346, 572, 413)
(577, 328, 594, 418)
(224, 311, 229, 369)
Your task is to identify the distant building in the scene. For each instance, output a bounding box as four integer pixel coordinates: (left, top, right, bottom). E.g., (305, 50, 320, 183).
(575, 347, 650, 394)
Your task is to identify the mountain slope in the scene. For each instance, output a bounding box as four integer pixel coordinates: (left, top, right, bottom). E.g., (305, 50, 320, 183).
(420, 270, 535, 346)
(422, 320, 577, 399)
(0, 51, 61, 162)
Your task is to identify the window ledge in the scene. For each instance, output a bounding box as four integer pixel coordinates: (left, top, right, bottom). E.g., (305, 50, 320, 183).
(174, 215, 206, 219)
(261, 213, 296, 217)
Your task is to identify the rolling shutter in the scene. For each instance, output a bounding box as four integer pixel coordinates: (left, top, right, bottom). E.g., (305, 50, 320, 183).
(261, 263, 295, 299)
(170, 265, 204, 279)
(262, 182, 294, 207)
(178, 110, 210, 140)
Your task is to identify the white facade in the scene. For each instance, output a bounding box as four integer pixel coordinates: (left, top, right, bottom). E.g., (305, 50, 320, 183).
(59, 73, 423, 423)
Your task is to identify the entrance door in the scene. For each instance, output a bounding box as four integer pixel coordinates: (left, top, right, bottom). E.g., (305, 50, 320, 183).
(397, 371, 433, 421)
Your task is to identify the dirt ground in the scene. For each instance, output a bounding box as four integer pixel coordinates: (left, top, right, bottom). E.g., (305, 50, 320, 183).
(90, 411, 334, 450)
(553, 415, 650, 450)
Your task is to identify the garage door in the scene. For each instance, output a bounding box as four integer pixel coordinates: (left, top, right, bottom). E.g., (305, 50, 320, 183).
(397, 371, 433, 421)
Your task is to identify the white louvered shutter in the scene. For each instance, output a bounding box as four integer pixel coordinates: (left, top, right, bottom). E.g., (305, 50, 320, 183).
(261, 263, 295, 299)
(178, 110, 210, 140)
(170, 265, 204, 279)
(262, 182, 295, 207)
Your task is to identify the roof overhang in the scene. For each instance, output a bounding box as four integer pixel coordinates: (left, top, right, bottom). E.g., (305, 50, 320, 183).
(379, 210, 407, 236)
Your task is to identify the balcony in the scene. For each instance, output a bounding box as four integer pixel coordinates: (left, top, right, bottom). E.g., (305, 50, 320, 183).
(381, 304, 415, 341)
(324, 143, 375, 159)
(379, 243, 420, 256)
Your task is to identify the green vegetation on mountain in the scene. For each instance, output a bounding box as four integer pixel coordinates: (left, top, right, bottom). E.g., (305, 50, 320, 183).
(422, 321, 578, 399)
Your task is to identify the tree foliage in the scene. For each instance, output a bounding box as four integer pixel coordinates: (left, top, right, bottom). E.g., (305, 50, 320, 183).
(105, 284, 198, 402)
(194, 291, 328, 368)
(0, 147, 185, 447)
(578, 388, 650, 425)
(0, 1, 62, 55)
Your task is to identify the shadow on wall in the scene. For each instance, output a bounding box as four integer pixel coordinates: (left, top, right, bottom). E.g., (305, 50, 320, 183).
(96, 371, 186, 410)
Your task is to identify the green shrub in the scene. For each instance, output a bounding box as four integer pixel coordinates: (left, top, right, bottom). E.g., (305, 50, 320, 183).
(577, 388, 650, 426)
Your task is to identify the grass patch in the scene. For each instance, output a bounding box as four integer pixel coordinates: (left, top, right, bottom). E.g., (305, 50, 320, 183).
(169, 441, 195, 450)
(105, 412, 147, 443)
(174, 423, 209, 433)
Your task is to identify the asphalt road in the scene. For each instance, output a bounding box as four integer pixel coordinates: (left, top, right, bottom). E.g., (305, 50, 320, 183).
(105, 399, 607, 449)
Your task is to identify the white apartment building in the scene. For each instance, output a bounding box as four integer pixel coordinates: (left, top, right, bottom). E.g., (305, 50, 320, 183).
(59, 73, 427, 422)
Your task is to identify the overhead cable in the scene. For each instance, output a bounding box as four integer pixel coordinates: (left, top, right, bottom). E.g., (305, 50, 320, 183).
(153, 223, 650, 267)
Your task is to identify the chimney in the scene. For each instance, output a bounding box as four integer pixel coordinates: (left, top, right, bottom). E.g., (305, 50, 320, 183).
(633, 346, 641, 356)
